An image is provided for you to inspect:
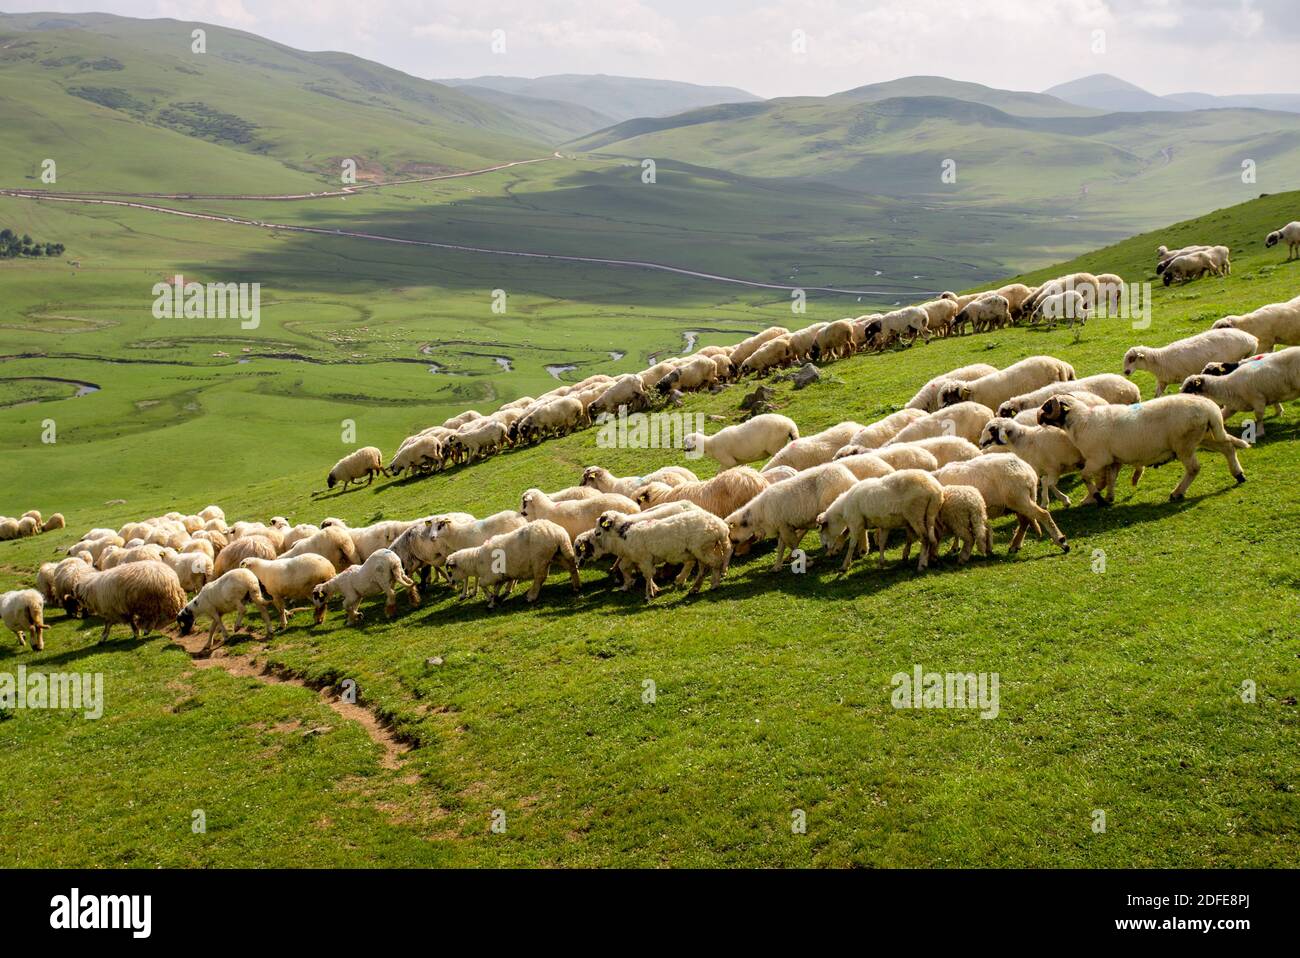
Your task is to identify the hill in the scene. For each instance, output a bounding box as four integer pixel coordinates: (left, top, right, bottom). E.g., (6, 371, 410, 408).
(1044, 73, 1187, 112)
(834, 75, 1099, 116)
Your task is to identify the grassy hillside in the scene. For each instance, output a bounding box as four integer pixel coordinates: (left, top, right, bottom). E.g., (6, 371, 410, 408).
(1, 190, 1296, 867)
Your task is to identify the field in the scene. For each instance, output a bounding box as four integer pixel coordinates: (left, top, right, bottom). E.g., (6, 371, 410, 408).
(1, 183, 1297, 866)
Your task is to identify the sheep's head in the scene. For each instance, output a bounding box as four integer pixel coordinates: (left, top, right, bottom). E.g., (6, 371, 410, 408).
(1122, 347, 1144, 377)
(682, 433, 703, 455)
(326, 472, 338, 489)
(1201, 360, 1240, 376)
(580, 466, 603, 487)
(595, 513, 618, 533)
(656, 372, 678, 394)
(1037, 396, 1075, 429)
(1266, 231, 1280, 248)
(833, 445, 865, 461)
(938, 383, 969, 407)
(176, 605, 195, 636)
(978, 420, 1008, 449)
(1212, 316, 1238, 331)
(270, 516, 289, 529)
(726, 509, 756, 545)
(1180, 375, 1207, 395)
(1156, 245, 1169, 256)
(1162, 271, 1174, 287)
(996, 400, 1017, 418)
(940, 291, 957, 301)
(519, 490, 540, 517)
(573, 533, 596, 565)
(816, 510, 848, 554)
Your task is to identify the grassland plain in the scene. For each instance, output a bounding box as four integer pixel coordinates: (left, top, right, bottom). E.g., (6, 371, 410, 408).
(0, 189, 1297, 867)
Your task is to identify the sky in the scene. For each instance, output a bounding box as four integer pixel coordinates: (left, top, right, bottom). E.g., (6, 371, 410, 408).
(5, 0, 1298, 98)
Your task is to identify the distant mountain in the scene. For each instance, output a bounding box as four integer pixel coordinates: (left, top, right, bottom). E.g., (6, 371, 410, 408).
(439, 74, 761, 124)
(832, 76, 1099, 117)
(449, 85, 617, 140)
(1044, 74, 1189, 113)
(1166, 91, 1300, 114)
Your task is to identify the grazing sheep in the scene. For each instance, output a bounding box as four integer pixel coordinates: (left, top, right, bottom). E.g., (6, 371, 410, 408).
(658, 355, 720, 394)
(633, 466, 769, 518)
(1095, 274, 1126, 315)
(515, 396, 587, 443)
(754, 464, 797, 484)
(906, 365, 998, 412)
(390, 433, 448, 475)
(519, 488, 639, 543)
(831, 452, 897, 482)
(996, 373, 1141, 418)
(580, 465, 697, 498)
(279, 525, 360, 573)
(934, 485, 992, 563)
(53, 556, 94, 615)
(855, 306, 929, 351)
(327, 446, 387, 491)
(932, 454, 1070, 553)
(684, 413, 799, 467)
(810, 318, 857, 361)
(177, 569, 275, 651)
(956, 294, 1011, 334)
(0, 518, 17, 541)
(739, 336, 795, 376)
(891, 436, 981, 467)
(916, 298, 961, 338)
(444, 519, 580, 608)
(589, 373, 650, 416)
(1123, 328, 1260, 397)
(442, 410, 484, 430)
(786, 323, 828, 364)
(1021, 272, 1101, 315)
(240, 554, 337, 628)
(214, 534, 280, 577)
(1155, 244, 1210, 274)
(817, 469, 944, 572)
(16, 516, 38, 538)
(159, 548, 214, 593)
(278, 523, 319, 552)
(1037, 393, 1247, 502)
(37, 562, 60, 605)
(1, 590, 46, 650)
(729, 326, 791, 368)
(311, 548, 416, 624)
(995, 283, 1037, 320)
(73, 561, 187, 643)
(1264, 221, 1300, 260)
(846, 443, 939, 472)
(319, 518, 413, 562)
(448, 418, 509, 462)
(762, 421, 865, 473)
(638, 358, 686, 391)
(850, 408, 928, 446)
(1027, 290, 1090, 328)
(725, 462, 858, 571)
(887, 402, 995, 446)
(421, 511, 525, 588)
(1180, 347, 1300, 436)
(591, 508, 732, 600)
(1212, 297, 1300, 352)
(979, 417, 1085, 506)
(939, 356, 1075, 411)
(1162, 249, 1222, 285)
(41, 513, 65, 532)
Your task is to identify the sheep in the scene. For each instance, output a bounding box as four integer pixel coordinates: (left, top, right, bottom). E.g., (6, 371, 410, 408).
(891, 436, 981, 467)
(995, 283, 1036, 320)
(327, 446, 387, 491)
(761, 421, 865, 473)
(193, 529, 228, 554)
(73, 561, 187, 643)
(978, 417, 1084, 506)
(810, 319, 857, 361)
(849, 408, 928, 446)
(177, 569, 274, 651)
(933, 485, 992, 563)
(955, 295, 1010, 335)
(816, 469, 944, 572)
(758, 464, 797, 483)
(159, 548, 214, 593)
(839, 443, 939, 472)
(199, 505, 225, 522)
(41, 513, 65, 532)
(1265, 221, 1300, 260)
(278, 523, 319, 552)
(278, 525, 359, 573)
(537, 485, 602, 505)
(448, 418, 509, 462)
(939, 357, 1076, 411)
(240, 554, 337, 628)
(916, 298, 960, 338)
(1027, 290, 1090, 328)
(725, 462, 858, 571)
(389, 434, 446, 475)
(1180, 347, 1300, 436)
(739, 335, 795, 376)
(442, 410, 484, 430)
(0, 518, 17, 541)
(579, 465, 696, 498)
(710, 353, 736, 382)
(1123, 328, 1260, 397)
(638, 359, 685, 391)
(932, 453, 1069, 553)
(17, 516, 38, 538)
(214, 534, 279, 577)
(515, 396, 586, 443)
(683, 413, 799, 467)
(887, 402, 995, 447)
(1037, 393, 1247, 502)
(786, 323, 828, 364)
(444, 519, 580, 608)
(996, 373, 1141, 418)
(53, 556, 94, 615)
(591, 508, 732, 600)
(1213, 298, 1300, 352)
(907, 365, 998, 412)
(729, 326, 790, 368)
(633, 467, 768, 518)
(855, 306, 929, 351)
(1155, 244, 1210, 273)
(832, 452, 897, 482)
(421, 511, 525, 590)
(1021, 272, 1101, 315)
(311, 548, 416, 624)
(320, 519, 414, 562)
(657, 355, 719, 395)
(37, 562, 61, 605)
(1, 590, 46, 650)
(1094, 274, 1126, 316)
(519, 489, 639, 543)
(589, 373, 649, 416)
(1162, 249, 1226, 285)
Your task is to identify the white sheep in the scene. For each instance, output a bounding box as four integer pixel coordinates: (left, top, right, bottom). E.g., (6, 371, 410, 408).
(855, 306, 929, 351)
(311, 548, 416, 624)
(1123, 328, 1260, 397)
(762, 421, 864, 473)
(954, 295, 1010, 334)
(1027, 290, 1090, 328)
(591, 508, 732, 600)
(849, 408, 928, 446)
(939, 356, 1075, 411)
(729, 326, 791, 368)
(683, 413, 799, 468)
(580, 465, 697, 498)
(786, 323, 828, 363)
(519, 488, 639, 543)
(888, 436, 981, 467)
(1037, 393, 1247, 502)
(327, 446, 387, 490)
(932, 453, 1070, 553)
(1, 590, 47, 651)
(886, 401, 995, 446)
(177, 569, 275, 651)
(978, 417, 1084, 506)
(73, 561, 188, 643)
(739, 335, 795, 375)
(319, 518, 413, 562)
(159, 548, 214, 593)
(1162, 250, 1221, 285)
(279, 525, 360, 572)
(444, 519, 580, 607)
(240, 554, 337, 628)
(816, 470, 943, 573)
(934, 485, 992, 563)
(1265, 222, 1300, 260)
(1213, 297, 1300, 352)
(589, 373, 649, 416)
(213, 534, 279, 576)
(515, 396, 586, 443)
(657, 355, 719, 395)
(811, 319, 857, 361)
(421, 511, 524, 589)
(996, 373, 1140, 418)
(841, 443, 939, 472)
(725, 462, 858, 571)
(907, 365, 998, 412)
(633, 466, 769, 518)
(831, 452, 896, 482)
(1180, 347, 1300, 436)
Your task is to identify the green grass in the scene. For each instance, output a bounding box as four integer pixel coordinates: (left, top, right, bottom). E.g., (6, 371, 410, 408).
(0, 189, 1297, 867)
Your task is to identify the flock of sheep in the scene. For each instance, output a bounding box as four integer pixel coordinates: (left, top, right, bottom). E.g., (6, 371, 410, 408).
(0, 509, 65, 541)
(3, 228, 1300, 654)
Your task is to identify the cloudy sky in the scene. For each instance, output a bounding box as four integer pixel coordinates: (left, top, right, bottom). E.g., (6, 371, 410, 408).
(7, 0, 1297, 98)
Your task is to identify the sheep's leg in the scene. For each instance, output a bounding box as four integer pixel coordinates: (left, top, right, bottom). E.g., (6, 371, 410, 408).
(231, 604, 246, 633)
(347, 601, 362, 624)
(384, 586, 398, 617)
(1250, 400, 1268, 437)
(525, 573, 546, 602)
(770, 529, 790, 572)
(1154, 381, 1167, 398)
(1009, 517, 1030, 553)
(1102, 465, 1120, 504)
(840, 525, 859, 573)
(641, 562, 660, 601)
(276, 600, 288, 629)
(958, 533, 973, 565)
(1170, 452, 1200, 500)
(875, 528, 890, 568)
(1025, 501, 1068, 551)
(100, 622, 112, 643)
(908, 519, 929, 572)
(408, 581, 421, 607)
(16, 629, 28, 648)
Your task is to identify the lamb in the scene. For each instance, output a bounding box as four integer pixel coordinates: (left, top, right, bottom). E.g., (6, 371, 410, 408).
(1180, 347, 1300, 436)
(683, 413, 799, 467)
(907, 365, 998, 412)
(1213, 298, 1300, 352)
(931, 453, 1070, 553)
(761, 421, 865, 473)
(1026, 290, 1089, 328)
(933, 485, 992, 563)
(311, 548, 416, 624)
(579, 465, 697, 498)
(1265, 221, 1300, 260)
(214, 534, 279, 577)
(1123, 328, 1260, 396)
(240, 554, 337, 628)
(633, 467, 768, 518)
(327, 446, 387, 490)
(996, 373, 1141, 418)
(886, 402, 995, 446)
(978, 417, 1085, 506)
(938, 356, 1076, 411)
(849, 408, 928, 446)
(519, 488, 639, 543)
(1037, 393, 1247, 502)
(421, 511, 526, 589)
(1162, 249, 1226, 285)
(176, 569, 275, 651)
(810, 319, 857, 361)
(725, 462, 858, 571)
(159, 548, 214, 592)
(591, 508, 732, 600)
(1, 590, 46, 650)
(657, 355, 719, 394)
(739, 336, 795, 376)
(729, 326, 791, 368)
(443, 519, 579, 608)
(278, 525, 360, 572)
(955, 294, 1010, 335)
(816, 469, 944, 572)
(41, 513, 65, 532)
(73, 561, 187, 643)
